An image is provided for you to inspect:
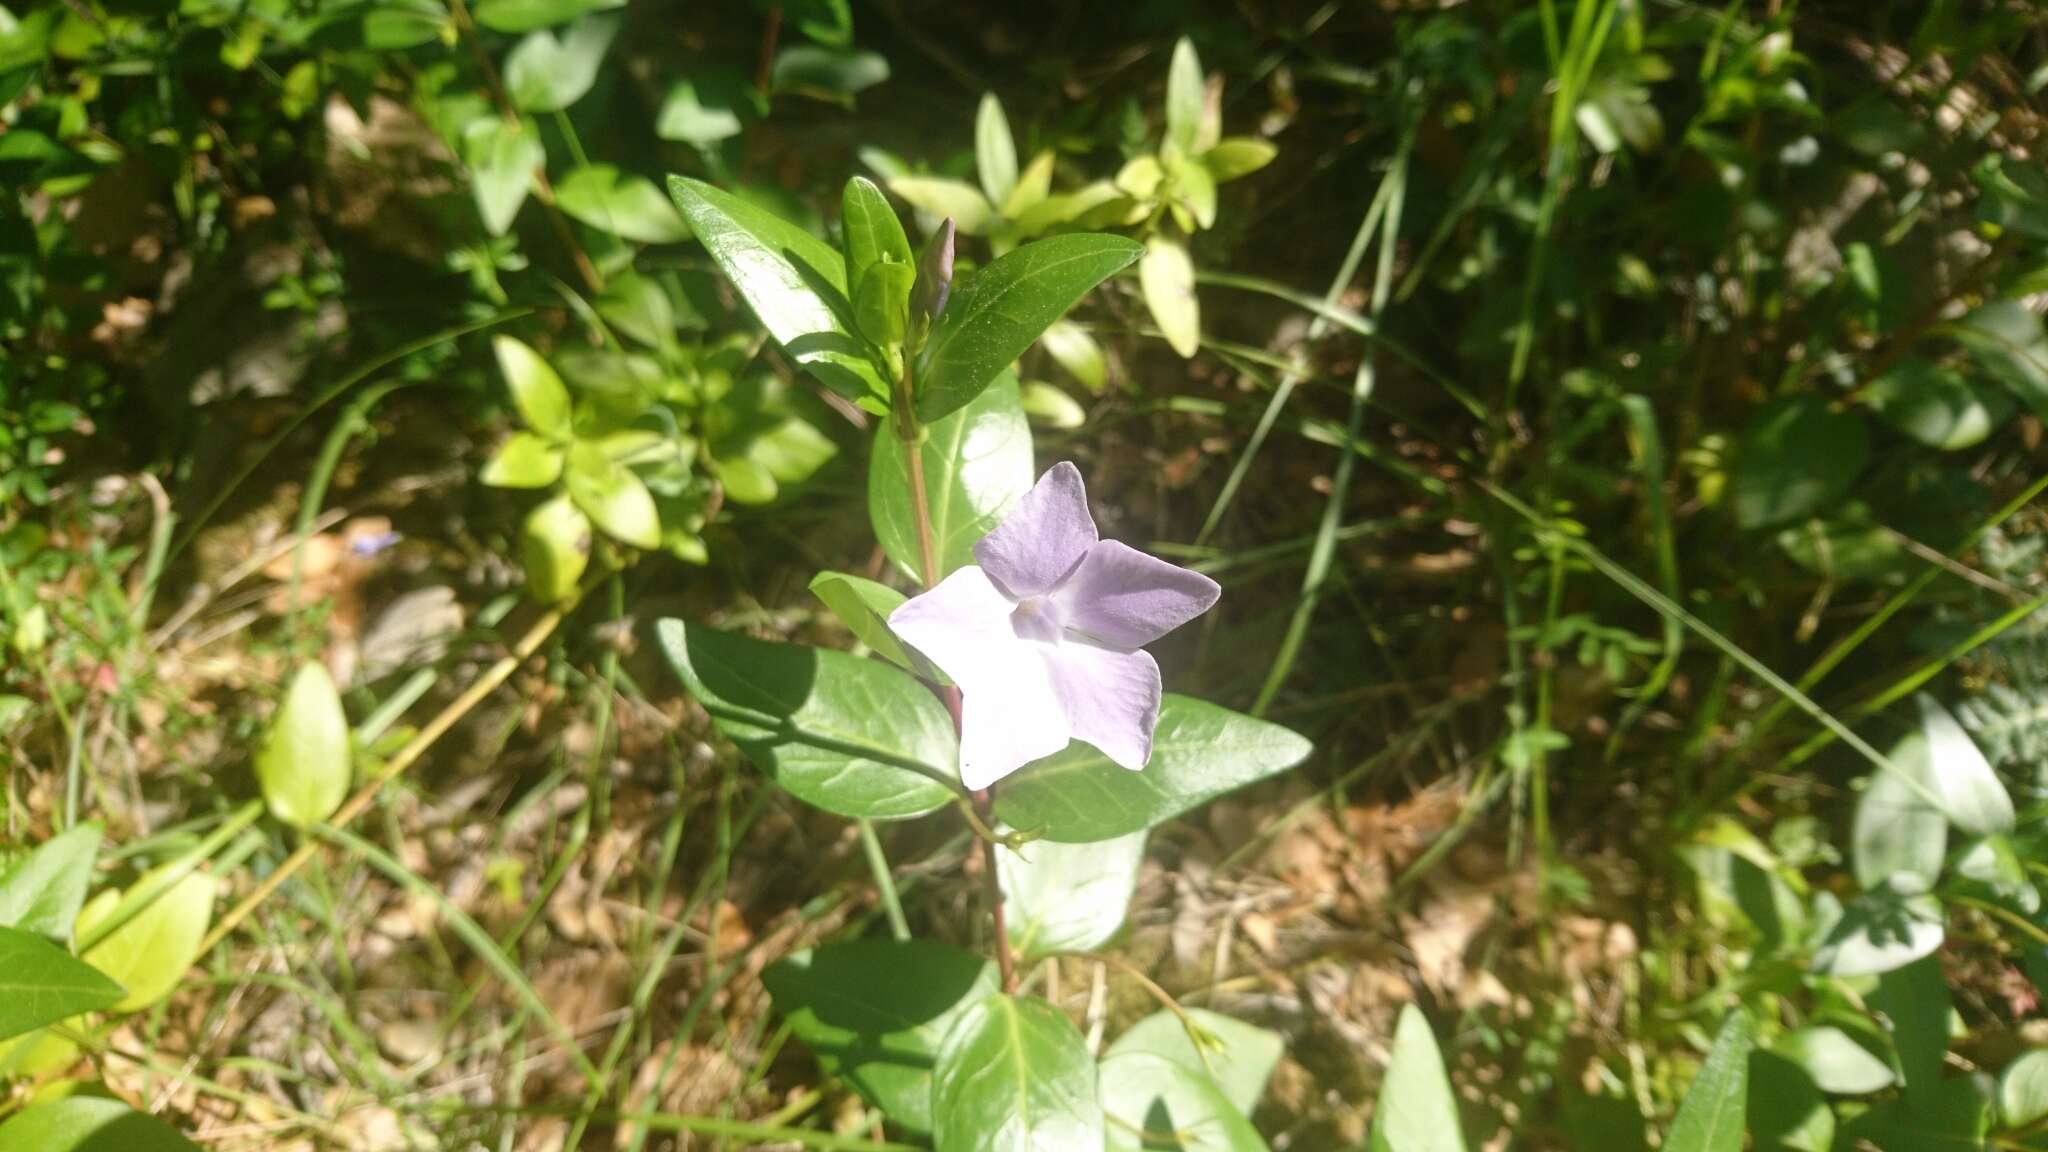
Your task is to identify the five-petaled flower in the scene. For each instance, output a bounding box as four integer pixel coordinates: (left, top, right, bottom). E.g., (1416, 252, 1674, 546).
(889, 462, 1220, 790)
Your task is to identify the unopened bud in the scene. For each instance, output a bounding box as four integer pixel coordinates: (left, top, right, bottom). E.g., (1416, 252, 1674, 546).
(911, 218, 956, 330)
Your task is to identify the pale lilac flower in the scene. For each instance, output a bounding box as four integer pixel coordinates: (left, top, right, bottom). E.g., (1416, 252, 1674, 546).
(889, 463, 1220, 790)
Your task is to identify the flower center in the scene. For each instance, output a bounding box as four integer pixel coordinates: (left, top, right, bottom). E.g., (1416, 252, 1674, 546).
(1008, 595, 1065, 645)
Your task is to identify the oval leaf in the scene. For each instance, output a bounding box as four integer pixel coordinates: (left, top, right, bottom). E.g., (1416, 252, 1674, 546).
(462, 118, 543, 237)
(656, 620, 960, 819)
(0, 925, 125, 1042)
(975, 92, 1018, 208)
(522, 494, 590, 603)
(1367, 1004, 1467, 1152)
(1102, 1051, 1267, 1152)
(889, 178, 995, 236)
(841, 175, 913, 303)
(0, 823, 101, 940)
(995, 695, 1312, 843)
(915, 233, 1143, 423)
(493, 335, 572, 440)
(2000, 1049, 2048, 1128)
(1106, 1008, 1284, 1119)
(1813, 889, 1944, 978)
(503, 14, 617, 112)
(998, 829, 1145, 960)
(933, 994, 1104, 1152)
(1140, 235, 1200, 359)
(255, 662, 352, 829)
(554, 164, 690, 244)
(0, 1097, 201, 1152)
(481, 430, 565, 488)
(1040, 320, 1107, 393)
(1732, 396, 1870, 530)
(1165, 38, 1204, 155)
(807, 570, 924, 674)
(1775, 1026, 1895, 1095)
(472, 0, 621, 32)
(1914, 693, 2013, 836)
(1863, 359, 2013, 451)
(1854, 726, 1949, 892)
(870, 371, 1033, 581)
(566, 441, 660, 549)
(77, 867, 215, 1012)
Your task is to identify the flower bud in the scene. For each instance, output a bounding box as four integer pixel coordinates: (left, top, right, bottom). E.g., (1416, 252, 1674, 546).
(911, 218, 956, 331)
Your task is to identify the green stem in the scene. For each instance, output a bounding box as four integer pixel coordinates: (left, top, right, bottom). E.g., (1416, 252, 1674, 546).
(859, 819, 910, 941)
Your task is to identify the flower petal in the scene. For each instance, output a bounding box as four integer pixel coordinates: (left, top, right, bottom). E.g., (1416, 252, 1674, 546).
(972, 461, 1097, 599)
(889, 566, 1070, 789)
(1045, 643, 1160, 770)
(1054, 539, 1220, 649)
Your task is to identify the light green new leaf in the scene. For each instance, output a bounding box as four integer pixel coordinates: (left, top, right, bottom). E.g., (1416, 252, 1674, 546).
(715, 455, 777, 505)
(668, 176, 887, 402)
(887, 177, 995, 236)
(1105, 1008, 1284, 1118)
(1040, 319, 1107, 392)
(0, 925, 124, 1042)
(77, 867, 215, 1012)
(1102, 1051, 1267, 1152)
(1164, 38, 1204, 155)
(915, 233, 1142, 422)
(554, 165, 690, 244)
(871, 372, 1033, 581)
(1203, 138, 1277, 183)
(481, 431, 564, 488)
(1140, 235, 1200, 359)
(0, 1096, 200, 1152)
(461, 117, 543, 237)
(0, 823, 100, 940)
(2000, 1049, 2048, 1128)
(975, 92, 1018, 208)
(841, 175, 913, 304)
(763, 938, 997, 1134)
(995, 696, 1313, 843)
(1020, 381, 1085, 429)
(807, 570, 920, 673)
(998, 830, 1145, 959)
(566, 441, 660, 549)
(493, 335, 572, 440)
(1005, 151, 1056, 219)
(503, 13, 618, 112)
(522, 494, 590, 603)
(1665, 1012, 1752, 1152)
(255, 662, 351, 829)
(933, 994, 1104, 1152)
(657, 620, 960, 820)
(1368, 1004, 1466, 1152)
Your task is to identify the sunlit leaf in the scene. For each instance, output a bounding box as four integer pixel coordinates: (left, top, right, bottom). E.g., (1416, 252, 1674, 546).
(254, 662, 352, 830)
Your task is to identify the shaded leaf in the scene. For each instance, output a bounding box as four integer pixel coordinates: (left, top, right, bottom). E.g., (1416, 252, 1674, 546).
(0, 925, 124, 1042)
(807, 570, 921, 673)
(998, 829, 1145, 959)
(1776, 1025, 1895, 1094)
(1733, 395, 1870, 529)
(933, 994, 1104, 1152)
(1104, 1008, 1283, 1118)
(472, 0, 622, 32)
(1101, 1051, 1267, 1152)
(0, 1096, 200, 1152)
(1748, 1052, 1834, 1152)
(1853, 728, 1947, 893)
(1863, 359, 2012, 451)
(1873, 955, 1953, 1113)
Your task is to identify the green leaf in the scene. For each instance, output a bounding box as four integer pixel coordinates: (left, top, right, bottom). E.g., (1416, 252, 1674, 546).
(995, 696, 1313, 843)
(998, 830, 1145, 959)
(1954, 300, 2048, 418)
(1836, 1076, 1990, 1152)
(1169, 151, 1218, 230)
(1732, 395, 1870, 529)
(1102, 1051, 1267, 1152)
(481, 431, 565, 488)
(870, 372, 1033, 581)
(1004, 151, 1056, 219)
(1164, 38, 1204, 155)
(461, 118, 542, 237)
(522, 494, 590, 603)
(2000, 1049, 2048, 1128)
(1873, 956, 1952, 1112)
(657, 78, 744, 145)
(1854, 727, 1948, 892)
(1020, 381, 1085, 429)
(1140, 235, 1200, 359)
(77, 867, 215, 1012)
(1104, 1008, 1284, 1118)
(656, 620, 960, 820)
(0, 823, 101, 940)
(554, 165, 690, 244)
(715, 455, 778, 505)
(1202, 138, 1276, 183)
(771, 45, 888, 98)
(0, 1096, 201, 1152)
(763, 938, 997, 1134)
(1813, 889, 1945, 978)
(360, 0, 442, 49)
(975, 92, 1018, 209)
(566, 441, 660, 549)
(0, 925, 124, 1042)
(807, 570, 921, 673)
(933, 994, 1104, 1152)
(254, 662, 352, 830)
(1912, 694, 2013, 836)
(887, 177, 995, 236)
(1862, 359, 2013, 451)
(503, 13, 617, 113)
(1748, 1052, 1834, 1152)
(668, 176, 887, 402)
(597, 273, 681, 351)
(1776, 1025, 1895, 1094)
(841, 175, 913, 307)
(915, 233, 1142, 422)
(856, 262, 914, 347)
(472, 0, 621, 32)
(1040, 320, 1106, 392)
(1665, 1012, 1752, 1152)
(1367, 1004, 1467, 1152)
(493, 336, 572, 440)
(1972, 154, 2048, 240)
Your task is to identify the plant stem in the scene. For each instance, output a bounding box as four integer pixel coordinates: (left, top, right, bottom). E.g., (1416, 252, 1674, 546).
(858, 819, 910, 941)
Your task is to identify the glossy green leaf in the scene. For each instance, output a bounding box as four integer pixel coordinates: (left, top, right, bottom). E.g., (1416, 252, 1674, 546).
(1913, 693, 2013, 836)
(77, 867, 215, 1012)
(975, 93, 1018, 208)
(807, 570, 921, 673)
(1748, 1052, 1834, 1152)
(493, 335, 572, 440)
(888, 177, 994, 236)
(841, 175, 913, 305)
(521, 494, 590, 603)
(668, 176, 887, 402)
(2000, 1049, 2048, 1128)
(254, 662, 351, 830)
(933, 994, 1104, 1152)
(461, 117, 542, 237)
(656, 620, 960, 820)
(998, 829, 1145, 959)
(1140, 235, 1199, 359)
(472, 0, 621, 32)
(1873, 956, 1952, 1111)
(870, 372, 1033, 581)
(0, 1096, 200, 1152)
(763, 938, 997, 1134)
(1164, 38, 1204, 155)
(0, 823, 100, 940)
(1863, 359, 2013, 451)
(1039, 319, 1106, 392)
(1732, 395, 1870, 529)
(1813, 889, 1944, 978)
(1853, 728, 1947, 892)
(1203, 138, 1276, 183)
(503, 14, 617, 113)
(915, 233, 1142, 422)
(566, 441, 660, 549)
(1102, 1051, 1267, 1152)
(1367, 1004, 1466, 1152)
(481, 431, 564, 488)
(996, 696, 1313, 843)
(0, 925, 124, 1042)
(1776, 1025, 1894, 1094)
(856, 262, 914, 346)
(1104, 1008, 1283, 1118)
(554, 164, 690, 244)
(1665, 1012, 1751, 1152)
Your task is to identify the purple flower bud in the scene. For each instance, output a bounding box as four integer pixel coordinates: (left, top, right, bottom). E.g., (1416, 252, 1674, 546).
(912, 218, 956, 328)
